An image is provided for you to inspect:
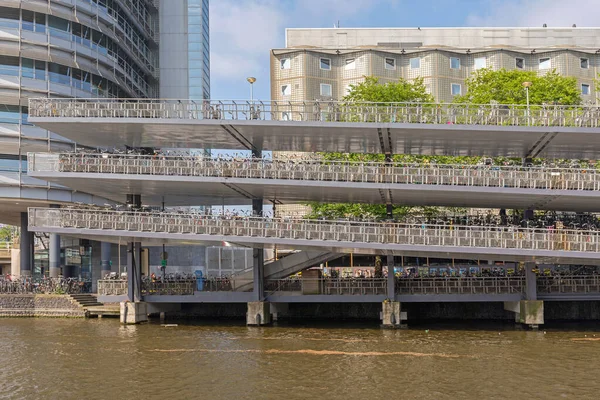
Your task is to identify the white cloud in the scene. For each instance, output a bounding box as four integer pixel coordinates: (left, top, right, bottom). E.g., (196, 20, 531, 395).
(210, 0, 402, 99)
(467, 0, 600, 27)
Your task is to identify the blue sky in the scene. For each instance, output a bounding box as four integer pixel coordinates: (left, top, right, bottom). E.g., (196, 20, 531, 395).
(209, 0, 597, 101)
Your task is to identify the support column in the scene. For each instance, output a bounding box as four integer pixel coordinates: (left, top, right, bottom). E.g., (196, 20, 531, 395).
(19, 212, 32, 277)
(247, 301, 271, 326)
(385, 153, 394, 220)
(126, 242, 142, 302)
(252, 196, 265, 302)
(100, 242, 112, 278)
(387, 254, 395, 299)
(522, 158, 534, 222)
(525, 262, 537, 301)
(381, 300, 402, 328)
(122, 240, 147, 324)
(49, 233, 61, 278)
(248, 148, 269, 325)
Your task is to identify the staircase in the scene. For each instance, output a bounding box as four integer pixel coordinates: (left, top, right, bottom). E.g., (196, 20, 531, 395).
(232, 251, 343, 292)
(69, 294, 104, 308)
(69, 294, 120, 318)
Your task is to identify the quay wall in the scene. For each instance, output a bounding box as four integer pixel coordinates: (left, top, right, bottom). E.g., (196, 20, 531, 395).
(166, 301, 600, 322)
(0, 295, 85, 318)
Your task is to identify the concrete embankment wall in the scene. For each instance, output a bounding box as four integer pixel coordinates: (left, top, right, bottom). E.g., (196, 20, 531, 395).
(169, 301, 600, 322)
(0, 295, 85, 318)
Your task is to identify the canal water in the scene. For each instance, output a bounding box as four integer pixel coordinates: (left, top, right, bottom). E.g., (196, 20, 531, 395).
(1, 319, 599, 399)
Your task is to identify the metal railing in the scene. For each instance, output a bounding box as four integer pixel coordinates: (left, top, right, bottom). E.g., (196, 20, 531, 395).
(29, 153, 600, 192)
(265, 278, 388, 295)
(27, 99, 600, 128)
(537, 275, 600, 294)
(0, 278, 92, 294)
(142, 280, 195, 296)
(98, 278, 254, 296)
(396, 276, 526, 295)
(28, 208, 600, 255)
(97, 280, 128, 296)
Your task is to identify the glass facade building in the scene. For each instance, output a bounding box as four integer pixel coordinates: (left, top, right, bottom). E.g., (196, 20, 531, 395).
(0, 0, 212, 225)
(187, 0, 211, 101)
(0, 0, 211, 280)
(0, 1, 159, 187)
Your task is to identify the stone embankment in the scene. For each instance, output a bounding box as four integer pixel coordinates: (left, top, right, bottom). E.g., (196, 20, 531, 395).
(0, 294, 86, 317)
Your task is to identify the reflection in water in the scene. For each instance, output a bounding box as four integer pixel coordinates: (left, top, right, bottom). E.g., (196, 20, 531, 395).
(0, 319, 599, 400)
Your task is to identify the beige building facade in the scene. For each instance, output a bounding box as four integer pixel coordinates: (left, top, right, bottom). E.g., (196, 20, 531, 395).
(271, 27, 600, 104)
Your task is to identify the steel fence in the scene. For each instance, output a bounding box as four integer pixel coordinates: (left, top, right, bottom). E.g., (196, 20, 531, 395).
(28, 153, 600, 191)
(265, 278, 388, 295)
(28, 208, 600, 254)
(0, 278, 92, 294)
(396, 276, 526, 295)
(28, 98, 600, 128)
(537, 275, 600, 294)
(141, 280, 196, 296)
(97, 280, 128, 296)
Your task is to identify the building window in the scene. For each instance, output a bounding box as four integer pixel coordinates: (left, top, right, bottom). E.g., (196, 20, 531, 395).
(410, 57, 420, 69)
(515, 58, 524, 69)
(474, 57, 486, 70)
(582, 83, 591, 95)
(581, 58, 589, 69)
(0, 104, 21, 124)
(385, 58, 396, 70)
(320, 58, 331, 70)
(344, 85, 352, 96)
(281, 84, 291, 97)
(345, 58, 356, 70)
(320, 83, 332, 97)
(451, 83, 461, 96)
(539, 58, 551, 70)
(450, 57, 461, 69)
(0, 55, 19, 77)
(280, 58, 291, 70)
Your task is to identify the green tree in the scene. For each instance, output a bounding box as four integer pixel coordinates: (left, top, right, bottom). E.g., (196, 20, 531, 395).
(307, 76, 436, 219)
(0, 225, 16, 242)
(344, 76, 434, 104)
(455, 68, 582, 106)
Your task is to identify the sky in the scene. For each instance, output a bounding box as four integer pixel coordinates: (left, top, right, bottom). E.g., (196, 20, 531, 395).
(210, 0, 600, 101)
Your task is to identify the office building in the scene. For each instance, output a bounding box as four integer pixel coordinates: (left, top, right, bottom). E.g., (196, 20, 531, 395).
(271, 27, 599, 103)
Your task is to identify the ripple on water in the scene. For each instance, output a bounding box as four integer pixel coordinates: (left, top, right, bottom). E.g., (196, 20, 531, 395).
(0, 319, 600, 400)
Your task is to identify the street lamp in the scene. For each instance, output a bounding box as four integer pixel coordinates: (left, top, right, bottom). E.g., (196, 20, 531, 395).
(522, 81, 532, 126)
(247, 77, 257, 103)
(247, 77, 257, 119)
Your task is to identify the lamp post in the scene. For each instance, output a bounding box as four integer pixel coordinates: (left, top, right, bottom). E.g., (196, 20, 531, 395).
(247, 77, 256, 103)
(522, 81, 532, 126)
(247, 77, 257, 119)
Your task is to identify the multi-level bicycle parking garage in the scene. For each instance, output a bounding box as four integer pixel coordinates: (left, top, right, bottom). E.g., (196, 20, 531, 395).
(24, 98, 600, 326)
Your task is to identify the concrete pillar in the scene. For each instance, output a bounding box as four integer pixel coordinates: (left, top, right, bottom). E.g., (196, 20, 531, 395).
(387, 254, 395, 299)
(19, 212, 32, 277)
(120, 301, 148, 324)
(49, 233, 61, 278)
(100, 241, 112, 278)
(10, 248, 20, 278)
(525, 262, 537, 301)
(519, 300, 544, 328)
(247, 301, 271, 326)
(381, 300, 402, 328)
(504, 300, 544, 328)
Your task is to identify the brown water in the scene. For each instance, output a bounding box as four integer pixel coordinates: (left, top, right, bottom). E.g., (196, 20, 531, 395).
(1, 319, 599, 399)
